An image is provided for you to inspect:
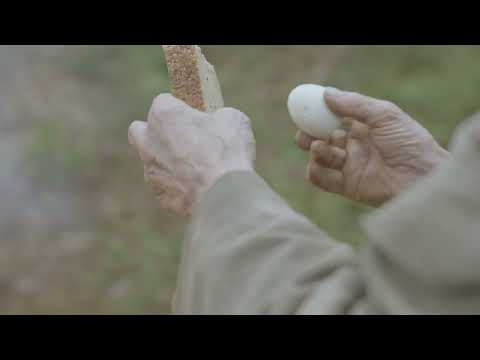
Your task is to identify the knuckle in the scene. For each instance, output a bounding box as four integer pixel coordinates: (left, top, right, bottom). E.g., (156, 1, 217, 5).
(311, 140, 324, 153)
(296, 132, 311, 150)
(152, 93, 172, 108)
(331, 133, 346, 148)
(214, 107, 236, 119)
(332, 147, 345, 159)
(358, 103, 374, 120)
(379, 100, 401, 116)
(151, 94, 183, 119)
(331, 130, 341, 140)
(217, 107, 250, 124)
(332, 150, 346, 168)
(216, 106, 240, 116)
(310, 149, 320, 162)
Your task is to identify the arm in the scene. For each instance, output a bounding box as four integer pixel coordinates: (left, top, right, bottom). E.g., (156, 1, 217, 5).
(129, 93, 480, 315)
(358, 114, 480, 314)
(295, 91, 480, 314)
(174, 171, 364, 314)
(174, 114, 480, 315)
(128, 94, 369, 315)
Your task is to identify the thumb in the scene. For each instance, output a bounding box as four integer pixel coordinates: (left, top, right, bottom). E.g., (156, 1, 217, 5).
(128, 121, 154, 163)
(324, 87, 388, 125)
(128, 121, 148, 147)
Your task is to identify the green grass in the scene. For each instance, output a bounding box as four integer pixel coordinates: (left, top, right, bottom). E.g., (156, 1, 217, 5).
(328, 46, 480, 147)
(26, 119, 95, 187)
(101, 222, 181, 313)
(27, 45, 480, 313)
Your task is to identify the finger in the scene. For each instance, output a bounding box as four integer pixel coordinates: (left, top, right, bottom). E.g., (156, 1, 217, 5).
(213, 107, 253, 139)
(128, 120, 147, 147)
(311, 140, 331, 165)
(128, 121, 155, 164)
(149, 93, 205, 127)
(145, 164, 191, 217)
(324, 87, 395, 125)
(330, 129, 348, 149)
(296, 130, 316, 151)
(330, 147, 347, 170)
(345, 138, 366, 165)
(311, 141, 347, 170)
(307, 160, 344, 194)
(214, 107, 247, 121)
(349, 119, 370, 140)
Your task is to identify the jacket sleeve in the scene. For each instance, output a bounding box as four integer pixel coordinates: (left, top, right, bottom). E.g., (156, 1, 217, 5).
(173, 171, 367, 315)
(359, 117, 480, 314)
(173, 115, 480, 315)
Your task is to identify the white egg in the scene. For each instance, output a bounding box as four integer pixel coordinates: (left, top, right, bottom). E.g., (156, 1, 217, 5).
(287, 84, 341, 139)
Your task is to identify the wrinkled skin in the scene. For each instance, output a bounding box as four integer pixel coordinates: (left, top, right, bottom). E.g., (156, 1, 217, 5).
(128, 94, 256, 217)
(130, 89, 451, 216)
(296, 88, 451, 207)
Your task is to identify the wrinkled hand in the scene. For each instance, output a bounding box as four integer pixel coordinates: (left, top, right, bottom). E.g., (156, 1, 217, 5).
(128, 94, 256, 217)
(296, 88, 451, 207)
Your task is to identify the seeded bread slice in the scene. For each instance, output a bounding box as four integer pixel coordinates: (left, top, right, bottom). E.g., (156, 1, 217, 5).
(162, 45, 224, 112)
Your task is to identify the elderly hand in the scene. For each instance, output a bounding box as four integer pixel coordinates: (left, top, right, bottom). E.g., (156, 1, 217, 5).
(128, 94, 256, 217)
(296, 88, 451, 207)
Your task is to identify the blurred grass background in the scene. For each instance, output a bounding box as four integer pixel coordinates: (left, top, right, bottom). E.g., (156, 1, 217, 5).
(2, 45, 480, 314)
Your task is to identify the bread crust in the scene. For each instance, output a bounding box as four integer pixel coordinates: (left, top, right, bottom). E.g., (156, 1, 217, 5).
(162, 45, 224, 112)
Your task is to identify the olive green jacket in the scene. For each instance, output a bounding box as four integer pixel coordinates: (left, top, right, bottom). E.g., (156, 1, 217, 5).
(173, 118, 480, 315)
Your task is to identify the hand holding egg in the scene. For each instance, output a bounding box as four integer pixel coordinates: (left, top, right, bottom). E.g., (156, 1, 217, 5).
(287, 84, 451, 208)
(287, 84, 342, 139)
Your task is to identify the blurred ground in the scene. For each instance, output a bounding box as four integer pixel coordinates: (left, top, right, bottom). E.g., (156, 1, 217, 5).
(1, 45, 479, 314)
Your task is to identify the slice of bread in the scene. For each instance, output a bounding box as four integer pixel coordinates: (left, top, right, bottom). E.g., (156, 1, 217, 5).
(162, 45, 224, 113)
